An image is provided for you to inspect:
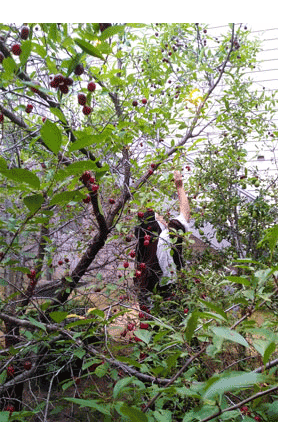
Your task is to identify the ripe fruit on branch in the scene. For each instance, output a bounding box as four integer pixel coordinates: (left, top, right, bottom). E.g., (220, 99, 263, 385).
(139, 263, 146, 270)
(186, 166, 191, 171)
(125, 235, 132, 242)
(20, 26, 30, 40)
(7, 365, 15, 377)
(127, 323, 135, 331)
(11, 43, 22, 55)
(91, 184, 99, 192)
(0, 114, 4, 122)
(83, 195, 91, 203)
(143, 240, 150, 246)
(74, 63, 84, 76)
(150, 163, 156, 169)
(123, 261, 129, 268)
(135, 270, 142, 278)
(27, 269, 36, 279)
(52, 74, 64, 88)
(132, 100, 138, 106)
(148, 169, 154, 175)
(137, 212, 144, 218)
(58, 260, 63, 266)
(87, 81, 96, 92)
(5, 406, 15, 414)
(80, 171, 91, 183)
(82, 105, 92, 115)
(109, 198, 115, 204)
(140, 322, 149, 329)
(64, 258, 69, 263)
(25, 104, 33, 114)
(129, 250, 136, 258)
(78, 93, 87, 105)
(59, 84, 69, 94)
(23, 361, 32, 370)
(142, 98, 147, 105)
(184, 308, 189, 314)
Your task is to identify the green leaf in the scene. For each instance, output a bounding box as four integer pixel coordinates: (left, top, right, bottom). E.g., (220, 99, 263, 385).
(49, 190, 83, 206)
(0, 168, 40, 190)
(2, 57, 17, 77)
(69, 133, 111, 152)
(203, 371, 266, 400)
(201, 301, 228, 320)
(23, 194, 44, 213)
(40, 120, 62, 154)
(49, 107, 67, 124)
(0, 370, 7, 385)
(74, 348, 86, 360)
(95, 362, 109, 378)
(27, 316, 47, 332)
(0, 411, 10, 422)
(0, 279, 8, 286)
(66, 52, 84, 77)
(20, 40, 32, 65)
(211, 326, 249, 348)
(257, 224, 278, 253)
(133, 329, 152, 345)
(64, 398, 111, 415)
(74, 39, 104, 59)
(185, 310, 199, 342)
(49, 311, 68, 323)
(99, 25, 125, 40)
(119, 403, 148, 422)
(113, 376, 135, 399)
(263, 341, 277, 365)
(225, 276, 251, 286)
(0, 157, 7, 169)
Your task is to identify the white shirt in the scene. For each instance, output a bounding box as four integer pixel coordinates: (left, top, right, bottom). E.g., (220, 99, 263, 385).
(156, 213, 190, 286)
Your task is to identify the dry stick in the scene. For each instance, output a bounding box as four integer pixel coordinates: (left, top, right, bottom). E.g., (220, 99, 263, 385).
(200, 385, 278, 422)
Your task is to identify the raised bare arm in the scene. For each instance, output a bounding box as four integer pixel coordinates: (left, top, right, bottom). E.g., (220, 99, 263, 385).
(174, 171, 190, 223)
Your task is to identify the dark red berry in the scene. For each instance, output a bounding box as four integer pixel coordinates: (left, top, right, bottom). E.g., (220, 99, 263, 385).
(23, 361, 32, 370)
(64, 77, 73, 86)
(139, 263, 146, 270)
(20, 26, 30, 40)
(52, 74, 64, 88)
(58, 260, 63, 266)
(7, 366, 15, 377)
(5, 405, 15, 414)
(184, 308, 189, 314)
(140, 322, 149, 329)
(11, 43, 22, 55)
(64, 258, 69, 263)
(78, 93, 87, 106)
(59, 84, 69, 94)
(80, 171, 91, 183)
(137, 212, 144, 218)
(74, 63, 84, 76)
(143, 240, 150, 246)
(42, 117, 47, 123)
(132, 100, 138, 107)
(83, 195, 91, 204)
(87, 81, 96, 92)
(25, 104, 33, 114)
(0, 114, 4, 123)
(129, 250, 136, 258)
(135, 270, 142, 278)
(99, 23, 112, 32)
(142, 98, 147, 105)
(91, 184, 99, 192)
(148, 169, 154, 175)
(109, 198, 115, 204)
(89, 177, 95, 183)
(123, 261, 129, 268)
(82, 105, 92, 116)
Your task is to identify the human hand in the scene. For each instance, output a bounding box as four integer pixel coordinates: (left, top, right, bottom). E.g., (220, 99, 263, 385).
(174, 171, 183, 188)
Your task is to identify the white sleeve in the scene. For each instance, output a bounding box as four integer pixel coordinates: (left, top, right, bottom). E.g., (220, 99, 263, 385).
(174, 213, 190, 233)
